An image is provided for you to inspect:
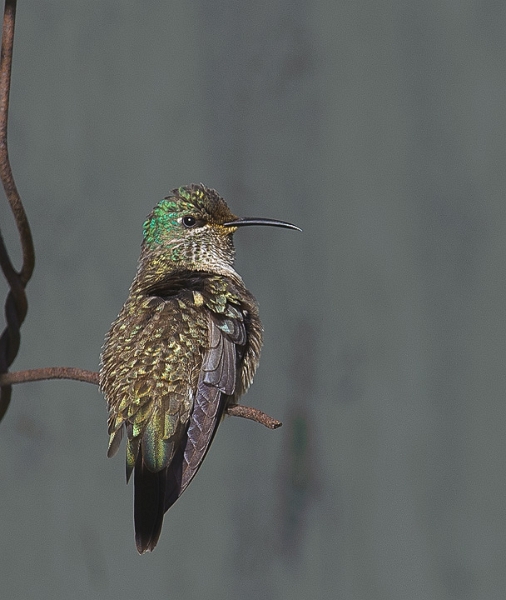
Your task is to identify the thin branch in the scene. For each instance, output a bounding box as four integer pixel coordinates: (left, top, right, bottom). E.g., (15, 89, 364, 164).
(0, 367, 100, 385)
(0, 367, 282, 429)
(226, 404, 282, 429)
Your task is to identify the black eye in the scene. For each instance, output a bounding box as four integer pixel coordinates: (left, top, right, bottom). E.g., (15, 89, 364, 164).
(182, 216, 197, 228)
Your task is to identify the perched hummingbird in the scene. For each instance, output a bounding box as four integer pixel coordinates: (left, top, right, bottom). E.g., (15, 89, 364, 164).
(100, 183, 299, 553)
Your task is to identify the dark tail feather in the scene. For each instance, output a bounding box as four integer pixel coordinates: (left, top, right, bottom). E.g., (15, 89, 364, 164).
(164, 445, 184, 513)
(133, 386, 224, 552)
(134, 450, 167, 554)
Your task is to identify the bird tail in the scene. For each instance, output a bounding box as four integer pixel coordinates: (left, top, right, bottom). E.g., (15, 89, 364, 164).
(133, 450, 167, 554)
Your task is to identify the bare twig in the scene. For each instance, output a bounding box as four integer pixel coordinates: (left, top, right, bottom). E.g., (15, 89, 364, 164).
(226, 404, 282, 429)
(0, 367, 100, 386)
(0, 0, 36, 423)
(0, 367, 282, 428)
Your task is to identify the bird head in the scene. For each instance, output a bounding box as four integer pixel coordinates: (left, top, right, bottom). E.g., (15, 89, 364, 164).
(141, 183, 299, 275)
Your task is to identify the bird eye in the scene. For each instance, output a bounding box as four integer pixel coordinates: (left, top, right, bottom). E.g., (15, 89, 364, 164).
(182, 216, 197, 228)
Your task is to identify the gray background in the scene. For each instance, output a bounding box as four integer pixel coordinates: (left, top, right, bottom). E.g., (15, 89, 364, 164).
(1, 1, 505, 599)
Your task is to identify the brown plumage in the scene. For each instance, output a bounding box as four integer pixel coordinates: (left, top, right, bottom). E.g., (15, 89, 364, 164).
(100, 184, 299, 553)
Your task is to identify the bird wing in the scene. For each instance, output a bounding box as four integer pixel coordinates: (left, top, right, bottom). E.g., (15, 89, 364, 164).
(164, 310, 246, 511)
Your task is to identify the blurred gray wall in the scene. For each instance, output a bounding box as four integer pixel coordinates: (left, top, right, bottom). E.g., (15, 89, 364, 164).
(1, 1, 505, 599)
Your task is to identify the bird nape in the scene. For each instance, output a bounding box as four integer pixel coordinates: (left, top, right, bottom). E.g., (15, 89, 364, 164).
(99, 183, 300, 553)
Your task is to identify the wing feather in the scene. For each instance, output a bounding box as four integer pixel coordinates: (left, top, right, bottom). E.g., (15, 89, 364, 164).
(164, 314, 246, 511)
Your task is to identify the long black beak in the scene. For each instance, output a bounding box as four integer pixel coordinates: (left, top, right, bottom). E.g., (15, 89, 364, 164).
(223, 217, 301, 231)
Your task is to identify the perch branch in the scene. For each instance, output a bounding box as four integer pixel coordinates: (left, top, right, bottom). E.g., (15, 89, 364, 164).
(226, 404, 282, 429)
(0, 367, 100, 385)
(0, 368, 282, 428)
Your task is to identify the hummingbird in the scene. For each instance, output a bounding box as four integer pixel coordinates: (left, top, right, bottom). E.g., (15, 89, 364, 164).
(100, 183, 299, 553)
